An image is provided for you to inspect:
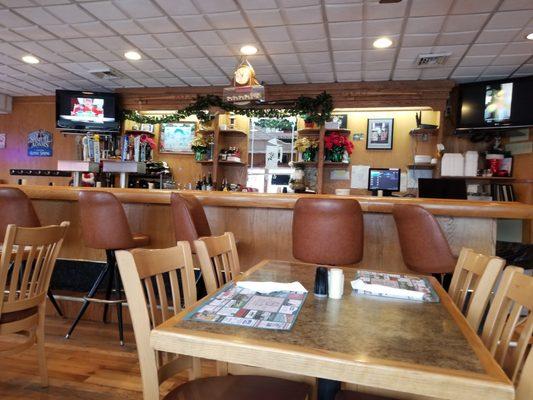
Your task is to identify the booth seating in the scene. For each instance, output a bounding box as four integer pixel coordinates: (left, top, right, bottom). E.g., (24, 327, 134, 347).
(65, 191, 150, 346)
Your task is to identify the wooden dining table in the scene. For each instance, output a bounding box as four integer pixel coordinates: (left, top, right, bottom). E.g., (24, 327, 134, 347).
(150, 260, 515, 400)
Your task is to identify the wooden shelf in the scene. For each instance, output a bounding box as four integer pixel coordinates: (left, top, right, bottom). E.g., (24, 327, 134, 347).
(409, 128, 438, 137)
(408, 164, 436, 169)
(220, 129, 247, 136)
(292, 161, 318, 167)
(218, 160, 247, 166)
(196, 160, 213, 165)
(323, 161, 350, 167)
(297, 128, 320, 136)
(197, 129, 215, 135)
(326, 128, 351, 135)
(124, 130, 155, 136)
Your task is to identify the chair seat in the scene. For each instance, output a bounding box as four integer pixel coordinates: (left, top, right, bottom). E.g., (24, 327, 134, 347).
(163, 375, 310, 400)
(0, 306, 38, 324)
(336, 391, 396, 400)
(131, 233, 150, 248)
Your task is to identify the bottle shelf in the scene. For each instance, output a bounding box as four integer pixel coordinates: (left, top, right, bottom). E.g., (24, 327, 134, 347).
(218, 160, 247, 166)
(323, 161, 350, 167)
(408, 164, 436, 169)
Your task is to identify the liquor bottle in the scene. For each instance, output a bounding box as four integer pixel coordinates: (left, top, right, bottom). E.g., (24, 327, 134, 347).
(207, 173, 213, 191)
(201, 175, 207, 191)
(195, 176, 202, 191)
(221, 178, 227, 192)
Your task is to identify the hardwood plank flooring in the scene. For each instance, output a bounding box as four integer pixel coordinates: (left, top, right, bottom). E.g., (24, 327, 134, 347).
(0, 316, 215, 399)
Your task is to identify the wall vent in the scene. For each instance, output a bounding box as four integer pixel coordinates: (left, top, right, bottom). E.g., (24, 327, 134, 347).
(89, 68, 124, 79)
(414, 53, 451, 67)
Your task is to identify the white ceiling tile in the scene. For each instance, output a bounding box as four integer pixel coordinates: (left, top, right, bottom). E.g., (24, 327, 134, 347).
(154, 32, 193, 47)
(0, 10, 34, 28)
(330, 37, 362, 51)
(366, 19, 403, 36)
(451, 0, 499, 14)
(444, 14, 490, 32)
(44, 26, 83, 41)
(106, 20, 146, 35)
(308, 72, 335, 82)
(0, 28, 27, 42)
(16, 7, 63, 25)
(256, 26, 291, 42)
(98, 36, 132, 51)
(393, 69, 421, 80)
(486, 10, 533, 29)
(398, 47, 433, 60)
(12, 26, 55, 40)
(365, 49, 395, 62)
(420, 67, 454, 79)
(195, 1, 238, 13)
(279, 0, 320, 8)
(337, 70, 362, 82)
(281, 73, 308, 84)
(325, 3, 362, 22)
(334, 62, 361, 72)
(239, 0, 278, 10)
(157, 58, 188, 70)
(483, 65, 517, 75)
(271, 53, 300, 65)
(45, 4, 95, 24)
(198, 45, 235, 57)
(410, 0, 453, 17)
(68, 38, 106, 52)
(431, 45, 469, 58)
(367, 1, 406, 19)
(136, 17, 178, 34)
(501, 41, 533, 55)
(365, 60, 394, 70)
(62, 52, 97, 62)
(154, 0, 199, 15)
(204, 76, 231, 85)
(188, 30, 225, 45)
(208, 12, 248, 29)
(328, 21, 362, 38)
(300, 52, 330, 64)
(79, 1, 127, 21)
(142, 47, 176, 59)
(500, 0, 533, 11)
(245, 9, 284, 27)
(453, 66, 487, 76)
(172, 15, 211, 31)
(476, 28, 521, 44)
(180, 76, 209, 86)
(275, 64, 304, 73)
(460, 55, 496, 66)
(126, 34, 163, 49)
(405, 16, 446, 34)
(468, 43, 507, 56)
(71, 22, 116, 37)
(515, 63, 533, 74)
(333, 50, 361, 63)
(283, 6, 322, 24)
(295, 39, 329, 52)
(88, 50, 121, 62)
(170, 45, 205, 58)
(491, 54, 530, 65)
(290, 23, 326, 40)
(403, 34, 437, 49)
(364, 70, 391, 81)
(263, 41, 295, 54)
(437, 31, 478, 45)
(156, 77, 186, 86)
(113, 0, 164, 18)
(218, 28, 255, 44)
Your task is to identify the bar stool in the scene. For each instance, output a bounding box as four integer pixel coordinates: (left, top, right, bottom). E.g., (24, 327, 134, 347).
(392, 204, 457, 275)
(0, 187, 63, 317)
(292, 198, 364, 265)
(65, 191, 150, 345)
(170, 192, 212, 243)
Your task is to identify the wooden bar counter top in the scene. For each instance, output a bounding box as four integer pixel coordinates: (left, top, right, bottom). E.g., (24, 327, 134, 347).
(3, 184, 532, 272)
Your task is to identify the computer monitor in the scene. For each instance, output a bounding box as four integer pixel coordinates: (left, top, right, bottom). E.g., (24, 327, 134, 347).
(368, 168, 401, 196)
(418, 178, 467, 200)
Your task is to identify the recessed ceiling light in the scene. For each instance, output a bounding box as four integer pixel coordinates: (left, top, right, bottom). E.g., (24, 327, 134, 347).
(240, 45, 258, 56)
(373, 37, 393, 49)
(22, 55, 39, 64)
(124, 51, 141, 60)
(527, 33, 533, 40)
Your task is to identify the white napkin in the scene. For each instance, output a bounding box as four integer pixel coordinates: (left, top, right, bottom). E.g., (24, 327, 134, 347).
(351, 279, 425, 301)
(236, 281, 308, 294)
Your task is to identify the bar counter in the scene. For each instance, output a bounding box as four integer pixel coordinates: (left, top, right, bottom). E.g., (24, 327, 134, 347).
(4, 184, 533, 272)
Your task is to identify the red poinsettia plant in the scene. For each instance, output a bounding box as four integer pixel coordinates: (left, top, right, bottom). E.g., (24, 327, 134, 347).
(324, 131, 354, 162)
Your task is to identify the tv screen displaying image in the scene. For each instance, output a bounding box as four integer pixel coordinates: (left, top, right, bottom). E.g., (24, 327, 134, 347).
(484, 82, 512, 124)
(56, 90, 119, 132)
(368, 168, 400, 192)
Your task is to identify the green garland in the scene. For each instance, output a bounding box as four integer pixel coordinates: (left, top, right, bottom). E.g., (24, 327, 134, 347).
(123, 92, 333, 125)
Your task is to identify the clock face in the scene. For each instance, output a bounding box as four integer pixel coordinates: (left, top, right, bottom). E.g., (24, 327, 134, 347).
(235, 66, 251, 85)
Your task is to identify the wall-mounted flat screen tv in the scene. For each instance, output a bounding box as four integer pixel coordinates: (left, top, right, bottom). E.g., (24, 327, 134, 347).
(456, 76, 533, 131)
(56, 90, 120, 132)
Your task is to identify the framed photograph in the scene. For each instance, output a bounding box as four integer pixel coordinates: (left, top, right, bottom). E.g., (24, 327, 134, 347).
(159, 122, 196, 154)
(366, 118, 394, 150)
(500, 157, 513, 176)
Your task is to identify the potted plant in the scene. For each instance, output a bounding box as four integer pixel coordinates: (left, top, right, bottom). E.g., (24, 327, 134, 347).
(191, 136, 208, 161)
(294, 137, 319, 162)
(324, 131, 354, 163)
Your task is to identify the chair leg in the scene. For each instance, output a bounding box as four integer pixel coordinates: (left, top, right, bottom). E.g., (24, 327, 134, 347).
(47, 289, 64, 317)
(113, 259, 125, 346)
(36, 304, 48, 388)
(103, 250, 115, 323)
(65, 263, 110, 339)
(188, 357, 202, 380)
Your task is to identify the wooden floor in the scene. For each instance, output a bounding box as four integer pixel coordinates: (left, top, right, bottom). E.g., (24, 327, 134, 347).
(0, 316, 215, 399)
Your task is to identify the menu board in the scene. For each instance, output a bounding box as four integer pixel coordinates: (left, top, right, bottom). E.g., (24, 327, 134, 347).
(184, 284, 307, 331)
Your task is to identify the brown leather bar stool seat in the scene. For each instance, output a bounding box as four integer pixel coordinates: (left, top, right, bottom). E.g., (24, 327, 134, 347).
(392, 204, 457, 275)
(0, 187, 64, 317)
(163, 375, 310, 400)
(292, 198, 364, 266)
(65, 190, 150, 345)
(170, 192, 212, 244)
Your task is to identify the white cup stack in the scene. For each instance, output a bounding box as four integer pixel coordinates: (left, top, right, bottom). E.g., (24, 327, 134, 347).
(328, 268, 344, 299)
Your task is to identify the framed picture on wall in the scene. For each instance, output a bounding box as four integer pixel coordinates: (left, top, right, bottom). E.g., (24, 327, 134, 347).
(159, 122, 196, 154)
(366, 118, 394, 150)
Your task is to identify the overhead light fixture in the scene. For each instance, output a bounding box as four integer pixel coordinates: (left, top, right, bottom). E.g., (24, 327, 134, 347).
(240, 45, 258, 56)
(373, 37, 393, 49)
(124, 51, 141, 60)
(22, 55, 39, 64)
(527, 33, 533, 40)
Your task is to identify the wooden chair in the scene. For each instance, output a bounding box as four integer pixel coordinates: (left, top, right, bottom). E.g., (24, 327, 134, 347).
(115, 242, 310, 400)
(194, 232, 240, 295)
(481, 267, 532, 393)
(0, 222, 69, 387)
(448, 248, 505, 332)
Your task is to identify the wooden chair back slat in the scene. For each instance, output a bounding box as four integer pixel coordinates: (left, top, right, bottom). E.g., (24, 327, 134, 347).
(116, 242, 198, 400)
(0, 223, 69, 319)
(448, 248, 505, 331)
(194, 232, 240, 295)
(481, 267, 533, 393)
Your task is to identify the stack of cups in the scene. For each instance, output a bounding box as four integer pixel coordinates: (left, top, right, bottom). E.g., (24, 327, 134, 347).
(328, 268, 344, 299)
